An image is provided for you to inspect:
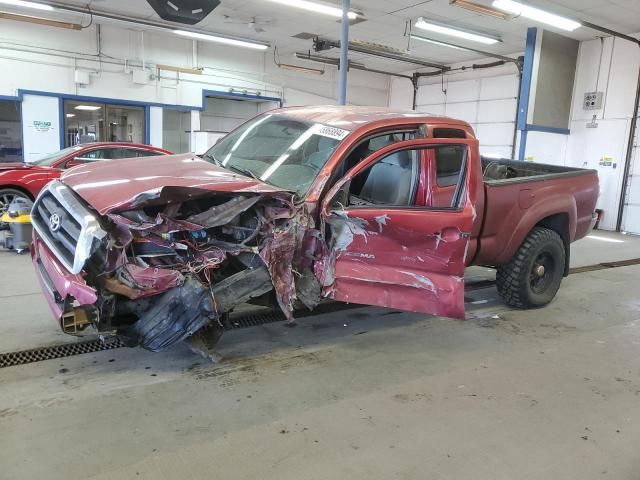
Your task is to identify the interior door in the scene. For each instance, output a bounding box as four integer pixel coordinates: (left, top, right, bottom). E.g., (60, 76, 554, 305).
(319, 138, 476, 319)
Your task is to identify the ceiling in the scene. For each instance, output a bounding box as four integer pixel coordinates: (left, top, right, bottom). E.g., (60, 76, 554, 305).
(4, 0, 640, 73)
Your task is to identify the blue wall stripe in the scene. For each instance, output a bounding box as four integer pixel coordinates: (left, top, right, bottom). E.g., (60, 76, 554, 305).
(16, 88, 282, 112)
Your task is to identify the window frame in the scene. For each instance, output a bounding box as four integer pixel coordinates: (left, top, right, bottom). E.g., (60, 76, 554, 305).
(323, 139, 472, 215)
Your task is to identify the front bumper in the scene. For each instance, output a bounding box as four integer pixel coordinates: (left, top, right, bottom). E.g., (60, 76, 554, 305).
(31, 232, 98, 334)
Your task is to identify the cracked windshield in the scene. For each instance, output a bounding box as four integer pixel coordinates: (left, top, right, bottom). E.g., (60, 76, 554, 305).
(204, 114, 348, 197)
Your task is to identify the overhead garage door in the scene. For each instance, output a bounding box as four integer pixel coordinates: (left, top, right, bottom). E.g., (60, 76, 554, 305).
(415, 73, 519, 158)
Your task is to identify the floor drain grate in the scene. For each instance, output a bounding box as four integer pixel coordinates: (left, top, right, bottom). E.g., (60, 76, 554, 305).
(0, 337, 125, 368)
(5, 258, 639, 369)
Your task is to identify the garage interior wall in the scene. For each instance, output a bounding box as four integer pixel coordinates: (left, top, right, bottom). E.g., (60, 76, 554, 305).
(0, 20, 392, 156)
(390, 33, 640, 233)
(391, 62, 521, 159)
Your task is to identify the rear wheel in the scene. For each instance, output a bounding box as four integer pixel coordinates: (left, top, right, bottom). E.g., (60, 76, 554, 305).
(0, 188, 30, 214)
(496, 227, 565, 308)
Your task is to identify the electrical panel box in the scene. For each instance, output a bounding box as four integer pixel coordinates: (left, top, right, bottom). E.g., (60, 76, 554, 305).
(583, 91, 604, 110)
(132, 69, 149, 85)
(74, 70, 90, 85)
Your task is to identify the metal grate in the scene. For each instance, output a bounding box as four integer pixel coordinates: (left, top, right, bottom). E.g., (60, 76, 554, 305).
(568, 257, 640, 274)
(0, 337, 124, 368)
(3, 258, 639, 368)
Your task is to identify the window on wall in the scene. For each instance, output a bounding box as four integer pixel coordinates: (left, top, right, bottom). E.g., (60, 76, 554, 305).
(0, 100, 22, 162)
(64, 100, 145, 147)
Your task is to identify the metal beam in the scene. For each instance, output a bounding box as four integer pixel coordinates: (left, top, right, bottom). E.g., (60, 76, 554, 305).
(338, 0, 350, 105)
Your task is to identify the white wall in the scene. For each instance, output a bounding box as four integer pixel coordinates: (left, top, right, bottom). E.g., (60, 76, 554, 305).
(0, 19, 392, 157)
(390, 37, 640, 232)
(555, 37, 639, 231)
(390, 61, 521, 158)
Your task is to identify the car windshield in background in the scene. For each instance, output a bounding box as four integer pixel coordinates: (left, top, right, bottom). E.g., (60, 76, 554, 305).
(31, 146, 84, 167)
(204, 114, 348, 197)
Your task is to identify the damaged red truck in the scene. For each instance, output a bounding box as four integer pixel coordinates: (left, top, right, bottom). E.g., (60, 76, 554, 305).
(30, 106, 599, 355)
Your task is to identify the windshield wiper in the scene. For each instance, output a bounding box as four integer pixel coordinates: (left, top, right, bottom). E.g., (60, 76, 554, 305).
(203, 152, 222, 167)
(227, 164, 259, 180)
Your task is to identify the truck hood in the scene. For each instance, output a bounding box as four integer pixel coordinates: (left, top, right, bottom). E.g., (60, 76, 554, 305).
(61, 153, 289, 214)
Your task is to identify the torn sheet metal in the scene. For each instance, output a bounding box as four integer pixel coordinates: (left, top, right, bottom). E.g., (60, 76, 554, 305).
(319, 207, 471, 319)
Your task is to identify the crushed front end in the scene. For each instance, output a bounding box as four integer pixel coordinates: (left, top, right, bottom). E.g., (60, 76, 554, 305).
(31, 180, 322, 354)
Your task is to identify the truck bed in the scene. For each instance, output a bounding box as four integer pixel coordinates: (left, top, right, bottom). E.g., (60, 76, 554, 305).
(471, 156, 599, 267)
(481, 156, 593, 184)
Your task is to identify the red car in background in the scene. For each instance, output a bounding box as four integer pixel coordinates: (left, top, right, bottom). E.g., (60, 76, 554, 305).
(0, 142, 171, 211)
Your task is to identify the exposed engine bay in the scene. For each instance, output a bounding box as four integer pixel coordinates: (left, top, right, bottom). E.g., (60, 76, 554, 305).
(72, 190, 323, 356)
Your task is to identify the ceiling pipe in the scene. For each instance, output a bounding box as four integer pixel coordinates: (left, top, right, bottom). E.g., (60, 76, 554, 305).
(409, 33, 522, 72)
(295, 52, 413, 80)
(34, 1, 270, 48)
(314, 37, 447, 72)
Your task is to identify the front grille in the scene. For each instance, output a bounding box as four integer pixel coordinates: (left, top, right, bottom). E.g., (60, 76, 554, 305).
(33, 190, 82, 267)
(31, 181, 107, 274)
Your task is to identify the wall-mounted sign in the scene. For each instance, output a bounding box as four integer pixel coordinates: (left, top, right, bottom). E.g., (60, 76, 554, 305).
(22, 95, 60, 162)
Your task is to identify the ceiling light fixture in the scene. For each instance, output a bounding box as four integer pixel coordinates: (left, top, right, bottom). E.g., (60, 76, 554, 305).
(414, 17, 501, 44)
(65, 113, 75, 117)
(74, 105, 102, 111)
(410, 34, 466, 50)
(492, 0, 581, 31)
(263, 0, 358, 19)
(0, 0, 53, 11)
(0, 10, 81, 29)
(174, 30, 269, 50)
(449, 0, 512, 20)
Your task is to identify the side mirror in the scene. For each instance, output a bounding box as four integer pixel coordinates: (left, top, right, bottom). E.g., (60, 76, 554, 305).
(64, 158, 83, 169)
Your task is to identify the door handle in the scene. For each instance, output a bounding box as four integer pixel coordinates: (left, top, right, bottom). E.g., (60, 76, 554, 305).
(438, 227, 467, 241)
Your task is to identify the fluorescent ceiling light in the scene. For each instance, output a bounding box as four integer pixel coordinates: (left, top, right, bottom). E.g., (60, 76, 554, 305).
(174, 30, 268, 50)
(450, 0, 511, 20)
(414, 17, 500, 44)
(0, 0, 54, 11)
(263, 0, 358, 19)
(74, 105, 101, 111)
(65, 113, 75, 117)
(410, 34, 466, 50)
(492, 0, 581, 31)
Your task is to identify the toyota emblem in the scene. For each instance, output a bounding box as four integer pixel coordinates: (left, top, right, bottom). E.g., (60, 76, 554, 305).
(49, 213, 61, 233)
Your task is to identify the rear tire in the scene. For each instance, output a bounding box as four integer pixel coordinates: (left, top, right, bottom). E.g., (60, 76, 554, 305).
(0, 188, 30, 214)
(496, 227, 565, 309)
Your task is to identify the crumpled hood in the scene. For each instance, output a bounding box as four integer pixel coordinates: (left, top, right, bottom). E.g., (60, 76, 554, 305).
(60, 153, 288, 215)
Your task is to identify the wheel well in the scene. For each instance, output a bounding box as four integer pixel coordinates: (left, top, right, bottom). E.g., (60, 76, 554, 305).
(0, 185, 34, 201)
(536, 213, 570, 276)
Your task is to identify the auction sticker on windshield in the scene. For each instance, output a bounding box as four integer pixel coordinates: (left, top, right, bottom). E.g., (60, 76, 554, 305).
(315, 125, 350, 141)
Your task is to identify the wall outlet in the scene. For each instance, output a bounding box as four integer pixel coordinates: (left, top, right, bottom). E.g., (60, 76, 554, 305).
(583, 91, 604, 110)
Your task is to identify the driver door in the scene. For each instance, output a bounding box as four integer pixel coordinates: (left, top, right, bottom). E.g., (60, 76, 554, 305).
(318, 138, 477, 319)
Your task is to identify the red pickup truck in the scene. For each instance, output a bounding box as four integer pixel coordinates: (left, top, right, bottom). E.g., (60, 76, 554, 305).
(30, 106, 599, 354)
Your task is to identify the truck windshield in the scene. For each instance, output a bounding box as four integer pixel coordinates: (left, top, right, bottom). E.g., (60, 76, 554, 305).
(203, 114, 347, 197)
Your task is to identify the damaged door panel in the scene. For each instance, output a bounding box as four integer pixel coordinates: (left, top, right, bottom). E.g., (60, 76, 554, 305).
(319, 140, 475, 319)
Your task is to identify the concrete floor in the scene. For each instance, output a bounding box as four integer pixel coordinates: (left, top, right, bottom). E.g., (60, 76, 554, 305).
(0, 231, 639, 479)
